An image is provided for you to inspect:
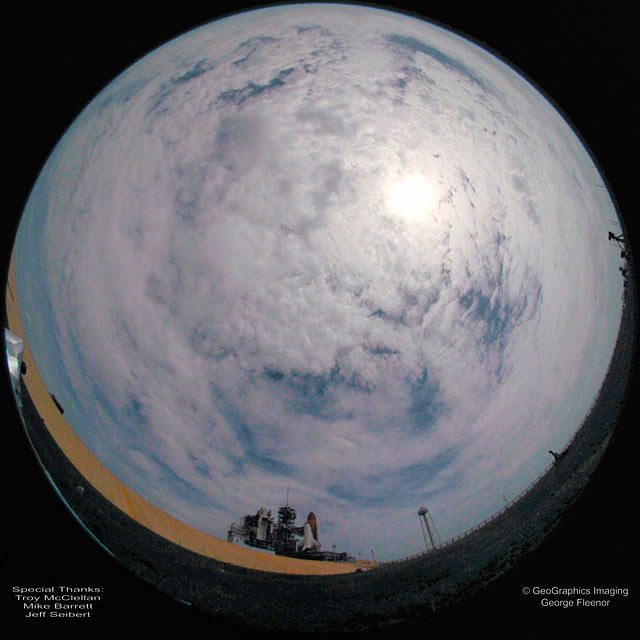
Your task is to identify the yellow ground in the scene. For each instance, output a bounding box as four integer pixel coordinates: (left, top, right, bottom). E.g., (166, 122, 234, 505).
(5, 251, 377, 575)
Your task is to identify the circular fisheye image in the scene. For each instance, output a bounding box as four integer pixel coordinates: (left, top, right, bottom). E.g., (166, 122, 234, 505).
(5, 3, 635, 633)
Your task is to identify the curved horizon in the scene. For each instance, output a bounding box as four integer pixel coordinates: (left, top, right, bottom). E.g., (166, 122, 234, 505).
(9, 3, 625, 562)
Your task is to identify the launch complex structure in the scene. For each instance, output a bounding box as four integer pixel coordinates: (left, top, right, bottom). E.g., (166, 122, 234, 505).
(227, 493, 352, 562)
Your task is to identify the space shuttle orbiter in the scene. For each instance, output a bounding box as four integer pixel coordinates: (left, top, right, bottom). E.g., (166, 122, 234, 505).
(300, 511, 321, 551)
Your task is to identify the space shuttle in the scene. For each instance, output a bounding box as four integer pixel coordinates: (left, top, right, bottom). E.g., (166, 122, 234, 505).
(300, 511, 321, 551)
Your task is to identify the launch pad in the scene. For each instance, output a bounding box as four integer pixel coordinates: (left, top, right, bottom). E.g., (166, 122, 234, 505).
(227, 500, 351, 562)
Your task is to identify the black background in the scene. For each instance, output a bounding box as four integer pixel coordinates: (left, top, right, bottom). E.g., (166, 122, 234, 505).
(4, 2, 636, 636)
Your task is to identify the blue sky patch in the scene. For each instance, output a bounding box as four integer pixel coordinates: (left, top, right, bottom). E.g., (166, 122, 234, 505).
(407, 367, 448, 432)
(386, 34, 490, 92)
(217, 67, 297, 105)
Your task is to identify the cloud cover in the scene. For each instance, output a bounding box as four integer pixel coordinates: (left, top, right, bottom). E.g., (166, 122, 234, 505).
(15, 4, 623, 560)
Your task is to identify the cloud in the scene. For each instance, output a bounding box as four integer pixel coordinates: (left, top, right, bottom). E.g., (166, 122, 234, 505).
(16, 4, 623, 561)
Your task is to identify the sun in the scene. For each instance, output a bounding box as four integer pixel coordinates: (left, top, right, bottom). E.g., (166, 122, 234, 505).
(386, 174, 438, 221)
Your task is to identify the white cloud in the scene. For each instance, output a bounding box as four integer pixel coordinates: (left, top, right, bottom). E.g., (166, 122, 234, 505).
(17, 4, 623, 561)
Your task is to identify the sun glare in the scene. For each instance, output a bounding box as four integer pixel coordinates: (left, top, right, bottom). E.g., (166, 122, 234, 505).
(386, 174, 437, 221)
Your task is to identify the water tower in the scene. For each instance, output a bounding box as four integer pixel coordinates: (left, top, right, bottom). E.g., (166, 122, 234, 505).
(418, 506, 441, 551)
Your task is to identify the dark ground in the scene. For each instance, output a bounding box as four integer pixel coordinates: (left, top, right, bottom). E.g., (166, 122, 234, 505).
(4, 3, 637, 637)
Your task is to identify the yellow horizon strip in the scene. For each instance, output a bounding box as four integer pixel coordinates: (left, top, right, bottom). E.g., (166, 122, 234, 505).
(5, 250, 376, 575)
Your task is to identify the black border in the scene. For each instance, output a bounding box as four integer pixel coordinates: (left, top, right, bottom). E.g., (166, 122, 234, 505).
(5, 3, 636, 635)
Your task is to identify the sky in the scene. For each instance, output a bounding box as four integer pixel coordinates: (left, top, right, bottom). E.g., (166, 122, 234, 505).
(12, 3, 624, 561)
